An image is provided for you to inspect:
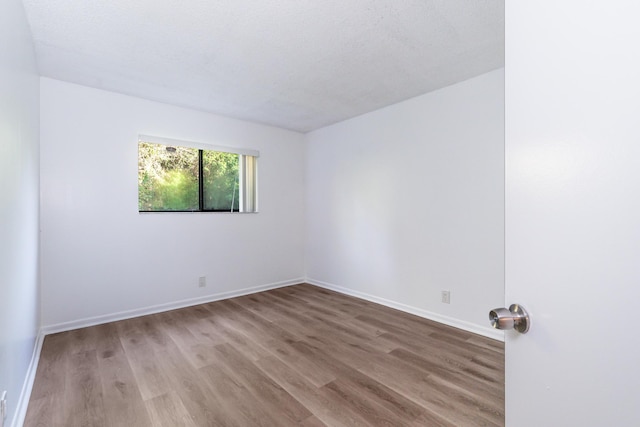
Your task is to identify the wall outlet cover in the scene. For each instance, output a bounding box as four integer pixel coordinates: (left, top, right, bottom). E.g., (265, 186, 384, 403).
(441, 291, 451, 304)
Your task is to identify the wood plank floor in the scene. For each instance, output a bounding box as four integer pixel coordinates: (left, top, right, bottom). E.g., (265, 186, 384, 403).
(24, 284, 504, 427)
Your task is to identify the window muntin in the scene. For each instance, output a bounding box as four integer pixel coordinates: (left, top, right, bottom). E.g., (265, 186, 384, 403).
(138, 136, 258, 213)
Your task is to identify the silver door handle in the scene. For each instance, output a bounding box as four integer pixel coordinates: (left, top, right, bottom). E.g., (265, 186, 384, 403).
(489, 304, 530, 333)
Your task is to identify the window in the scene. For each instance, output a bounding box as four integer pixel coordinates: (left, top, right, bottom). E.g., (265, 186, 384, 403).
(138, 135, 258, 212)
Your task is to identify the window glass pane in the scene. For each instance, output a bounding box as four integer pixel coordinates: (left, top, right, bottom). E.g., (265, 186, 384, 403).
(138, 142, 199, 211)
(202, 151, 240, 211)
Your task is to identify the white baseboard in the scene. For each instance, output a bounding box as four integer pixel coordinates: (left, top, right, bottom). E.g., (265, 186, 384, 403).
(41, 278, 305, 335)
(305, 278, 504, 342)
(11, 330, 44, 427)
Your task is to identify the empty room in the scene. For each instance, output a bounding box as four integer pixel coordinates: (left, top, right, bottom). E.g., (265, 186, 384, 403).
(3, 1, 640, 426)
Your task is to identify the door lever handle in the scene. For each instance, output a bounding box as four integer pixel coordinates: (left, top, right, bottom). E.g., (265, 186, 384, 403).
(489, 304, 530, 333)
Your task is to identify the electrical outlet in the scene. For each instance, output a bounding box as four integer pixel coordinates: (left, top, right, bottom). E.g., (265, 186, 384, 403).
(198, 276, 206, 288)
(441, 291, 451, 304)
(1, 390, 7, 427)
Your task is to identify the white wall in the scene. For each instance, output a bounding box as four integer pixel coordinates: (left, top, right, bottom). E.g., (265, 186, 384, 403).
(40, 79, 306, 329)
(305, 69, 504, 337)
(0, 0, 40, 425)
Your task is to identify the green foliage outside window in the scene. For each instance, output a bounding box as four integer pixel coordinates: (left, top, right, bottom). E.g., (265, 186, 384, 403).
(203, 150, 240, 211)
(138, 142, 240, 212)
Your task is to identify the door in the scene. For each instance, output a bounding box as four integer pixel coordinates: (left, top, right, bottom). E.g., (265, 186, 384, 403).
(505, 2, 640, 425)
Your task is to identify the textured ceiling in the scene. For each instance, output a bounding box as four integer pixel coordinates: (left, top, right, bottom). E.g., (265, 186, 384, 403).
(22, 0, 504, 132)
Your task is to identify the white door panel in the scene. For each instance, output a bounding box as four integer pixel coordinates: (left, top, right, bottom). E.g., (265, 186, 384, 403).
(505, 2, 640, 425)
